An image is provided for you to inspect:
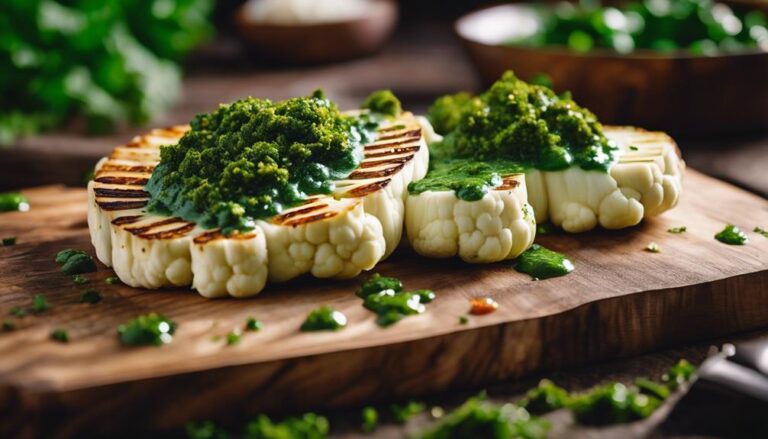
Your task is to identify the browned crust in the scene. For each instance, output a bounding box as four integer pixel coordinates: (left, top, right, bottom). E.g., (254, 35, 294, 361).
(193, 230, 257, 244)
(125, 218, 185, 235)
(343, 180, 391, 197)
(93, 188, 149, 199)
(96, 200, 148, 211)
(97, 164, 156, 173)
(365, 146, 421, 159)
(273, 203, 328, 223)
(358, 156, 414, 169)
(111, 215, 144, 226)
(279, 210, 338, 227)
(94, 176, 150, 186)
(364, 137, 421, 152)
(138, 223, 196, 240)
(376, 128, 421, 141)
(494, 177, 521, 191)
(348, 165, 402, 180)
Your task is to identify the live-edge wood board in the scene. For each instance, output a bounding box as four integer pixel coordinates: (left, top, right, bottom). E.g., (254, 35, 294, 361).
(1, 170, 767, 438)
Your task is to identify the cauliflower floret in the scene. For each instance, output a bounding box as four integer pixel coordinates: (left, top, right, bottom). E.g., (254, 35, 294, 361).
(190, 229, 269, 298)
(405, 176, 536, 263)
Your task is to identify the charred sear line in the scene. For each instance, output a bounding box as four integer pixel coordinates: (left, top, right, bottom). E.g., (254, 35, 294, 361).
(98, 164, 156, 173)
(139, 223, 196, 239)
(273, 203, 328, 222)
(125, 217, 185, 235)
(193, 230, 222, 244)
(359, 156, 413, 169)
(343, 180, 391, 197)
(94, 188, 149, 199)
(376, 128, 421, 141)
(97, 200, 148, 211)
(111, 215, 144, 226)
(281, 211, 337, 227)
(94, 176, 150, 186)
(365, 146, 420, 159)
(349, 165, 404, 180)
(495, 178, 521, 191)
(365, 138, 421, 151)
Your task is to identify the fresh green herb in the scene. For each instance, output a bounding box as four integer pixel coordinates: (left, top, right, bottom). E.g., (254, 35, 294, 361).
(357, 273, 403, 298)
(629, 146, 639, 151)
(105, 276, 121, 285)
(754, 226, 768, 238)
(515, 244, 574, 280)
(536, 223, 555, 235)
(226, 330, 242, 346)
(32, 294, 49, 313)
(416, 393, 550, 439)
(364, 290, 427, 327)
(427, 92, 478, 135)
(2, 236, 17, 246)
(645, 242, 661, 253)
(72, 274, 88, 285)
(300, 305, 347, 332)
(715, 224, 749, 245)
(459, 315, 469, 325)
(361, 406, 378, 433)
(362, 90, 402, 117)
(50, 328, 69, 343)
(662, 359, 696, 390)
(530, 73, 553, 89)
(1, 1, 213, 145)
(519, 379, 570, 414)
(0, 192, 29, 212)
(55, 249, 96, 275)
(117, 313, 177, 346)
(185, 420, 229, 439)
(391, 401, 426, 424)
(413, 289, 436, 303)
(245, 317, 263, 332)
(244, 413, 329, 439)
(569, 382, 661, 426)
(1, 320, 15, 332)
(635, 377, 671, 400)
(146, 93, 376, 234)
(80, 288, 102, 304)
(9, 306, 27, 317)
(667, 226, 687, 234)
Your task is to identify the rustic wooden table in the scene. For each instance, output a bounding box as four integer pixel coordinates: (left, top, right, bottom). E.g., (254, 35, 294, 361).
(1, 21, 767, 438)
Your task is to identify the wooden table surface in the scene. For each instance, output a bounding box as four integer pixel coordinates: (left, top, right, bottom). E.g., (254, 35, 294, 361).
(1, 21, 767, 438)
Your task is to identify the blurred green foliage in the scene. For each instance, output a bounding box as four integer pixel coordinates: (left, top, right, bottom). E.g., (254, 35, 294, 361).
(0, 0, 214, 145)
(509, 0, 768, 55)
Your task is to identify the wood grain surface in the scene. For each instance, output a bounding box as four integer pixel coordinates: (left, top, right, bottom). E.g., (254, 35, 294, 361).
(1, 170, 767, 438)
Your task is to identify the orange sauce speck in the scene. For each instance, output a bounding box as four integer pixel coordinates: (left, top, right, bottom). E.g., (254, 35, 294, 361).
(469, 297, 499, 315)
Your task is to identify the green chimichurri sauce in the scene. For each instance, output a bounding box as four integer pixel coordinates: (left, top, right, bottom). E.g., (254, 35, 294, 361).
(145, 91, 378, 234)
(519, 379, 570, 415)
(0, 192, 29, 212)
(569, 383, 660, 426)
(515, 244, 574, 280)
(357, 274, 435, 327)
(300, 305, 347, 332)
(55, 249, 97, 275)
(117, 313, 177, 346)
(715, 224, 748, 245)
(413, 71, 617, 201)
(362, 89, 401, 117)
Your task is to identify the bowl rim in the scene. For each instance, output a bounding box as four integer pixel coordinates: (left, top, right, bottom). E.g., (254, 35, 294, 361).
(454, 2, 768, 61)
(236, 0, 397, 30)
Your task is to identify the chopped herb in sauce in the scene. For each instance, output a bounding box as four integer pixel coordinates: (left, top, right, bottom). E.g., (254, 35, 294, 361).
(416, 393, 550, 439)
(569, 382, 661, 425)
(357, 273, 403, 298)
(754, 226, 768, 238)
(519, 379, 570, 415)
(300, 305, 347, 332)
(459, 315, 469, 325)
(667, 226, 687, 234)
(50, 328, 69, 343)
(32, 294, 49, 313)
(362, 90, 402, 117)
(635, 378, 670, 400)
(392, 401, 426, 424)
(117, 313, 177, 346)
(662, 359, 696, 390)
(226, 330, 242, 346)
(629, 146, 639, 151)
(715, 224, 748, 245)
(357, 273, 436, 327)
(469, 297, 499, 315)
(72, 274, 88, 285)
(2, 320, 15, 332)
(55, 249, 96, 275)
(0, 192, 29, 212)
(361, 406, 378, 433)
(105, 276, 121, 285)
(515, 244, 574, 280)
(645, 242, 661, 253)
(80, 289, 102, 304)
(244, 413, 329, 439)
(9, 306, 27, 317)
(2, 236, 16, 246)
(245, 317, 263, 331)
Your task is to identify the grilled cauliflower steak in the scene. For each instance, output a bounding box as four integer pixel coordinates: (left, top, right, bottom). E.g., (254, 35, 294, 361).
(525, 127, 684, 233)
(88, 113, 427, 298)
(405, 174, 536, 263)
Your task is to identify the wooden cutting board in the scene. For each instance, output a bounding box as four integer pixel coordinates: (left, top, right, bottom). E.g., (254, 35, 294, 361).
(1, 170, 767, 438)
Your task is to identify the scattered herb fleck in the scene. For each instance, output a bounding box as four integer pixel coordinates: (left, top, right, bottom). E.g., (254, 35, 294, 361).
(2, 320, 15, 332)
(105, 276, 121, 285)
(50, 328, 69, 343)
(185, 420, 228, 439)
(715, 224, 748, 245)
(32, 294, 49, 313)
(629, 145, 639, 151)
(667, 226, 687, 234)
(0, 192, 29, 212)
(301, 305, 347, 332)
(459, 315, 469, 325)
(662, 359, 696, 390)
(117, 313, 177, 346)
(570, 382, 661, 425)
(2, 236, 16, 246)
(754, 226, 768, 238)
(361, 406, 378, 433)
(9, 306, 27, 317)
(357, 273, 436, 327)
(226, 330, 242, 346)
(536, 223, 555, 235)
(55, 249, 96, 275)
(80, 288, 102, 304)
(515, 244, 574, 280)
(357, 273, 403, 298)
(519, 379, 570, 415)
(72, 274, 88, 285)
(469, 297, 499, 315)
(635, 377, 671, 400)
(245, 317, 263, 331)
(244, 413, 329, 439)
(392, 401, 426, 424)
(645, 242, 661, 253)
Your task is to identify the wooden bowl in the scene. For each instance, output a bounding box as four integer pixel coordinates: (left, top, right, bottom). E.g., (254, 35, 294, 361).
(235, 0, 398, 65)
(455, 3, 768, 138)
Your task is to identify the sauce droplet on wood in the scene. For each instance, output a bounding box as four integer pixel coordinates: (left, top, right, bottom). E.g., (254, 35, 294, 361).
(469, 297, 499, 315)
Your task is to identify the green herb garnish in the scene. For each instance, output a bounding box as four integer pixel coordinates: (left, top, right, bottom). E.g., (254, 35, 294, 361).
(645, 242, 661, 253)
(55, 249, 96, 275)
(245, 317, 263, 332)
(72, 274, 88, 285)
(0, 192, 29, 212)
(185, 421, 228, 439)
(569, 382, 661, 426)
(362, 89, 402, 117)
(244, 413, 329, 439)
(50, 328, 69, 343)
(362, 406, 378, 433)
(357, 273, 403, 298)
(662, 359, 696, 390)
(667, 226, 687, 234)
(9, 306, 27, 317)
(715, 224, 748, 245)
(635, 377, 671, 400)
(300, 306, 347, 332)
(1, 320, 15, 332)
(105, 276, 121, 285)
(392, 401, 426, 424)
(2, 236, 17, 246)
(32, 294, 49, 313)
(754, 226, 768, 238)
(226, 330, 242, 346)
(515, 244, 574, 279)
(117, 313, 177, 346)
(629, 146, 639, 151)
(519, 379, 570, 414)
(80, 288, 102, 304)
(459, 315, 469, 325)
